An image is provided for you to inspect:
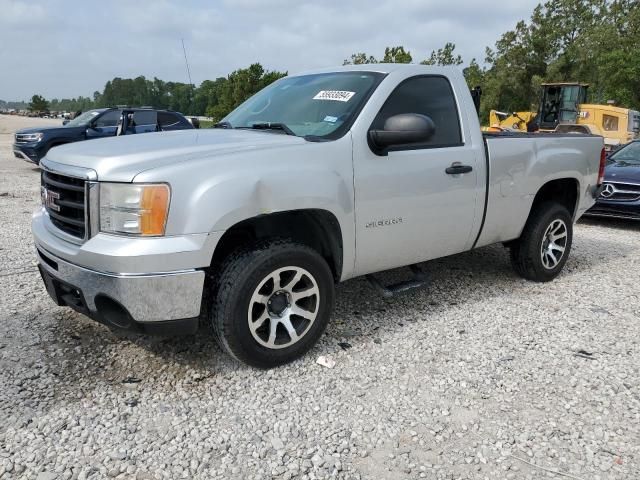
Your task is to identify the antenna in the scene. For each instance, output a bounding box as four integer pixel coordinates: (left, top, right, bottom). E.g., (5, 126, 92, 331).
(181, 38, 193, 87)
(181, 38, 194, 115)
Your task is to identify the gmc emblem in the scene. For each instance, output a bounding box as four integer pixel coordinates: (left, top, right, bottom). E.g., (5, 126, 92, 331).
(41, 187, 60, 212)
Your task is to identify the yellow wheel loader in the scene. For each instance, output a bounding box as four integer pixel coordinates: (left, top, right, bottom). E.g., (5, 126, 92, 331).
(487, 83, 640, 150)
(486, 110, 537, 132)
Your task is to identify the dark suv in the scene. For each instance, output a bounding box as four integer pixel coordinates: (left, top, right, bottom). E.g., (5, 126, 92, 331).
(13, 108, 194, 164)
(586, 140, 640, 220)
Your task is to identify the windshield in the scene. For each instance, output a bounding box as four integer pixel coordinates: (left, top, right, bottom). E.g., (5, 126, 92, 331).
(610, 142, 640, 165)
(65, 110, 102, 127)
(221, 71, 385, 139)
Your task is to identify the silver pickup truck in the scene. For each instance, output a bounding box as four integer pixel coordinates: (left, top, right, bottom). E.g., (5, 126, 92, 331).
(33, 65, 605, 367)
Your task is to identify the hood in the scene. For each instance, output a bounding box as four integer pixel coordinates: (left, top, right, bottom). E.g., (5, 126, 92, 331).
(17, 125, 82, 135)
(45, 129, 308, 182)
(604, 161, 640, 184)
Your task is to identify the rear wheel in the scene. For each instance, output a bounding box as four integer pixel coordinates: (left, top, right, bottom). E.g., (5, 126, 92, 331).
(510, 202, 573, 282)
(210, 240, 334, 368)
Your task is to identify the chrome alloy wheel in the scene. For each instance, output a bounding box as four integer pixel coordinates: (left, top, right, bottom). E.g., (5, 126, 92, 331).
(248, 266, 320, 349)
(540, 219, 568, 269)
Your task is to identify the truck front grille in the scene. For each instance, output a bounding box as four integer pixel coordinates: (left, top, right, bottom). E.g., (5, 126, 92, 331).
(600, 182, 640, 202)
(41, 171, 87, 239)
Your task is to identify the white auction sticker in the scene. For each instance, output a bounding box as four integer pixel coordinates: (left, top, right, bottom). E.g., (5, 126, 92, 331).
(313, 90, 356, 102)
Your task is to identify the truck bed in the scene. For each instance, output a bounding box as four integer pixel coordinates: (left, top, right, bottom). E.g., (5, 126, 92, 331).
(474, 133, 603, 248)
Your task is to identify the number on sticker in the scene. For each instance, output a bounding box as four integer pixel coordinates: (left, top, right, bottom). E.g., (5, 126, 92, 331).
(313, 91, 356, 102)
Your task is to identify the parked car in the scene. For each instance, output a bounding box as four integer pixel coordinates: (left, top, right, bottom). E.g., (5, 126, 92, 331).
(32, 65, 604, 367)
(585, 139, 640, 220)
(13, 107, 194, 164)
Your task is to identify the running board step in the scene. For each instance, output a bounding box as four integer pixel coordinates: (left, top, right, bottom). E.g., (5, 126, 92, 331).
(366, 264, 428, 298)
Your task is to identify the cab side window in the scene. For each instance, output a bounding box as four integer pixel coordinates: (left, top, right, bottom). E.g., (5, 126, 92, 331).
(94, 110, 121, 128)
(602, 114, 619, 132)
(371, 76, 462, 148)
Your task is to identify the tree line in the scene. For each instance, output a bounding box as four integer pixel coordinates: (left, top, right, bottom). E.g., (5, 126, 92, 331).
(22, 63, 287, 119)
(17, 0, 640, 123)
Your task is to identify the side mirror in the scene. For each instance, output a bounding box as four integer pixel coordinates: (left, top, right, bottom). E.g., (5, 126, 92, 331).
(62, 119, 69, 125)
(85, 124, 104, 137)
(369, 113, 436, 151)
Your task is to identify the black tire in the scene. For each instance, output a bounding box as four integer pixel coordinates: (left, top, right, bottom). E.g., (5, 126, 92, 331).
(210, 240, 334, 368)
(510, 202, 573, 282)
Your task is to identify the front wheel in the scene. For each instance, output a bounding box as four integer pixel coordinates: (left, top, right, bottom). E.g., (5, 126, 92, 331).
(210, 240, 335, 368)
(510, 202, 573, 282)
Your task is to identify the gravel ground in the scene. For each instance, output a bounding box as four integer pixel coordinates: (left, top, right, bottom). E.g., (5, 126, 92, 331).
(0, 114, 639, 480)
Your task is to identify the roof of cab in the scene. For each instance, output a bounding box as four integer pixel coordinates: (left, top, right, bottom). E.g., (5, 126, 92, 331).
(291, 63, 461, 76)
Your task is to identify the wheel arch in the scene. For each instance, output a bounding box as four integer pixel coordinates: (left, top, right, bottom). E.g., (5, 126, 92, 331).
(529, 177, 581, 220)
(501, 177, 581, 249)
(210, 209, 344, 281)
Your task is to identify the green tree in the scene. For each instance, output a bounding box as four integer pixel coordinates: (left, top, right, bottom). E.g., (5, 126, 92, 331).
(463, 59, 484, 88)
(194, 78, 226, 117)
(149, 77, 169, 110)
(132, 76, 150, 107)
(343, 46, 413, 65)
(481, 19, 542, 117)
(343, 53, 378, 65)
(207, 64, 286, 120)
(573, 0, 640, 107)
(28, 94, 49, 112)
(382, 46, 412, 63)
(421, 42, 463, 66)
(166, 82, 195, 113)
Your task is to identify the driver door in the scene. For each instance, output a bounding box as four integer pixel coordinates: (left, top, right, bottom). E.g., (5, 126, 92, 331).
(86, 110, 121, 138)
(353, 75, 481, 274)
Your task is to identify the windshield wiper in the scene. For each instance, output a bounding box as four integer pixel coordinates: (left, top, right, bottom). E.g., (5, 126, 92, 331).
(213, 121, 233, 129)
(249, 122, 296, 136)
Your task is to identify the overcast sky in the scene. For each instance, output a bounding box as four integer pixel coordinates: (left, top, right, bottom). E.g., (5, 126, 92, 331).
(0, 0, 540, 101)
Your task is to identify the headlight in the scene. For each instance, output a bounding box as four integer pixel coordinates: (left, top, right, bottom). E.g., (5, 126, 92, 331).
(18, 132, 43, 142)
(99, 183, 170, 236)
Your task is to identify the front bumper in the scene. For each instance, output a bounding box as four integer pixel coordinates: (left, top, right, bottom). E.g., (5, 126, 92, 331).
(585, 199, 640, 221)
(32, 205, 213, 333)
(36, 246, 204, 334)
(13, 143, 42, 164)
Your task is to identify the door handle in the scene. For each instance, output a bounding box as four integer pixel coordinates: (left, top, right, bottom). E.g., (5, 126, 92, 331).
(445, 163, 473, 175)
